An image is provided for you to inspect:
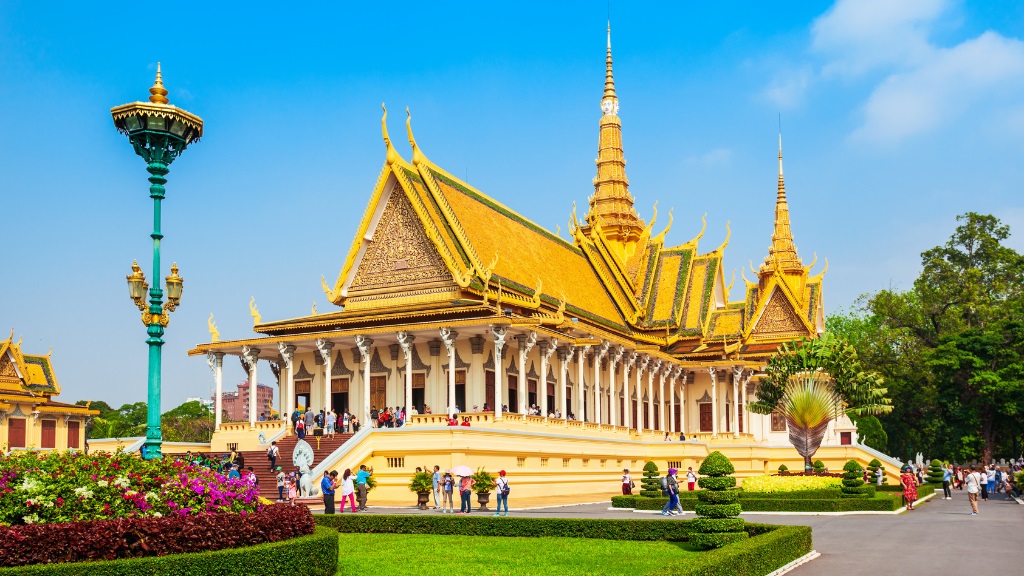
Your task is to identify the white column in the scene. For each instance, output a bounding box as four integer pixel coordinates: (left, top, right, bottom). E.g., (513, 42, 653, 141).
(647, 360, 660, 431)
(742, 373, 752, 435)
(636, 356, 649, 433)
(355, 336, 373, 425)
(539, 339, 556, 418)
(557, 344, 573, 418)
(593, 342, 609, 425)
(709, 367, 719, 438)
(668, 366, 677, 434)
(279, 344, 295, 429)
(515, 332, 537, 413)
(491, 325, 508, 420)
(242, 346, 260, 428)
(658, 367, 667, 431)
(732, 366, 742, 438)
(679, 370, 688, 435)
(316, 339, 334, 414)
(622, 352, 636, 429)
(398, 332, 415, 414)
(608, 346, 623, 426)
(440, 328, 457, 416)
(576, 345, 589, 420)
(207, 352, 225, 430)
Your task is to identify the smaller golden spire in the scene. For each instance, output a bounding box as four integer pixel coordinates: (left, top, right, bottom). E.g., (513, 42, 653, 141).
(148, 62, 169, 105)
(604, 22, 616, 103)
(760, 132, 803, 274)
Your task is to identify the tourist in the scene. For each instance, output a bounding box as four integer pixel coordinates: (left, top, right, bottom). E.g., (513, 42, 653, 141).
(447, 417, 459, 426)
(965, 464, 982, 515)
(981, 465, 989, 501)
(442, 470, 455, 513)
(876, 466, 884, 486)
(432, 465, 442, 509)
(291, 408, 301, 432)
(461, 416, 471, 427)
(351, 416, 360, 432)
(660, 467, 680, 516)
(296, 418, 306, 439)
(424, 405, 432, 414)
(370, 406, 379, 428)
(267, 440, 279, 471)
(672, 469, 686, 515)
(321, 470, 336, 514)
(494, 470, 510, 517)
(622, 468, 633, 495)
(686, 467, 697, 491)
(228, 464, 241, 480)
(304, 408, 316, 431)
(247, 467, 259, 488)
(342, 410, 350, 433)
(326, 410, 337, 439)
(900, 466, 919, 511)
(236, 452, 245, 471)
(340, 469, 357, 513)
(987, 465, 997, 496)
(942, 464, 953, 499)
(287, 474, 298, 506)
(356, 464, 373, 511)
(275, 466, 285, 501)
(954, 465, 964, 490)
(458, 472, 475, 514)
(259, 412, 266, 422)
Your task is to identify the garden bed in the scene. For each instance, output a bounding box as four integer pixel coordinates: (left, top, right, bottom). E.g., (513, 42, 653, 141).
(613, 484, 936, 513)
(316, 514, 811, 575)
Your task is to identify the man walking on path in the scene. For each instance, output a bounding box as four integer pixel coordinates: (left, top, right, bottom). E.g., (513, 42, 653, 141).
(965, 464, 982, 515)
(355, 464, 373, 511)
(661, 467, 680, 516)
(432, 465, 441, 510)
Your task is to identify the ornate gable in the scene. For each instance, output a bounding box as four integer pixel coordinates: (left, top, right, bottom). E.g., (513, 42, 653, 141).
(750, 287, 807, 338)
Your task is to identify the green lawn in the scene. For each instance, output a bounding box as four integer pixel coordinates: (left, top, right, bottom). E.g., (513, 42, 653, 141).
(335, 533, 700, 575)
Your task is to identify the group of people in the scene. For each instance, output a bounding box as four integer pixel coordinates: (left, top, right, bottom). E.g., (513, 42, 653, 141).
(898, 460, 1020, 515)
(320, 465, 374, 513)
(291, 407, 360, 439)
(423, 465, 511, 516)
(618, 466, 697, 517)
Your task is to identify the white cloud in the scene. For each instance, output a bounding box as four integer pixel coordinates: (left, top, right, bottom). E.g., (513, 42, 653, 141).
(854, 32, 1024, 142)
(767, 0, 1024, 143)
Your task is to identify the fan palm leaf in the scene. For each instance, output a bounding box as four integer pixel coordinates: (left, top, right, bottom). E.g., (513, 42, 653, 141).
(779, 372, 843, 469)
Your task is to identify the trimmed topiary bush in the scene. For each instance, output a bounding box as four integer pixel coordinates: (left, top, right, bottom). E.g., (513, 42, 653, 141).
(777, 464, 789, 473)
(812, 460, 826, 472)
(840, 460, 868, 499)
(927, 459, 945, 485)
(640, 461, 661, 498)
(690, 451, 747, 550)
(866, 458, 887, 485)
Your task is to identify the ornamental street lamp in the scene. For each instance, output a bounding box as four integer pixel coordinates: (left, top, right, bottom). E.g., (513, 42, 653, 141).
(111, 64, 203, 459)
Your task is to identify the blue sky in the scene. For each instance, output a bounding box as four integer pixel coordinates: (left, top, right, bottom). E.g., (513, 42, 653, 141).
(2, 0, 1022, 409)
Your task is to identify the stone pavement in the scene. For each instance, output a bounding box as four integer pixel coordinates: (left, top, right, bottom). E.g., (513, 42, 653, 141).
(331, 488, 1021, 573)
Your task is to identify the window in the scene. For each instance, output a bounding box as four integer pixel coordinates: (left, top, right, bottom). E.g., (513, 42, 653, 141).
(387, 457, 405, 468)
(67, 420, 80, 449)
(517, 457, 526, 468)
(562, 458, 571, 468)
(667, 460, 682, 470)
(7, 418, 25, 448)
(771, 411, 787, 432)
(840, 432, 852, 445)
(582, 459, 590, 468)
(41, 420, 56, 449)
(540, 458, 549, 467)
(600, 459, 607, 468)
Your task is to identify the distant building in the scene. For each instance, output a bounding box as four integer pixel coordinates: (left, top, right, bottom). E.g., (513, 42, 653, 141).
(215, 381, 274, 422)
(184, 396, 214, 411)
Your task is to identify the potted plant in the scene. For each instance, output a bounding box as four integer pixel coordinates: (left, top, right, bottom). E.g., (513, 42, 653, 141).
(472, 468, 496, 511)
(409, 470, 433, 509)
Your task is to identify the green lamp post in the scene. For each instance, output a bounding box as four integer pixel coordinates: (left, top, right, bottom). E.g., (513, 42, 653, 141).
(111, 64, 203, 459)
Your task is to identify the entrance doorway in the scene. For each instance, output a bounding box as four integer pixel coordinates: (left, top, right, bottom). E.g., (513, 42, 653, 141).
(546, 383, 555, 415)
(485, 371, 495, 411)
(331, 377, 349, 415)
(565, 385, 573, 418)
(528, 379, 537, 408)
(412, 373, 425, 413)
(370, 375, 386, 411)
(7, 418, 25, 448)
(507, 375, 518, 413)
(295, 379, 311, 414)
(699, 403, 712, 432)
(455, 370, 466, 413)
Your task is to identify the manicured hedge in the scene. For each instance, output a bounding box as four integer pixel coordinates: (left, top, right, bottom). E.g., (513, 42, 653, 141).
(672, 524, 813, 576)
(614, 494, 906, 512)
(0, 504, 313, 567)
(0, 526, 338, 576)
(317, 514, 693, 541)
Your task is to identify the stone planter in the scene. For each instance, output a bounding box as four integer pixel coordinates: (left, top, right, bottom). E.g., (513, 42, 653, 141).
(476, 491, 491, 511)
(416, 491, 431, 510)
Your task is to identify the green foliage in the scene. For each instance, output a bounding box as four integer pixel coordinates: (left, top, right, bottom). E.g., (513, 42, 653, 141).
(675, 525, 811, 576)
(615, 494, 903, 512)
(842, 460, 862, 472)
(828, 213, 1024, 463)
(697, 477, 737, 490)
(853, 416, 888, 452)
(0, 526, 338, 576)
(812, 460, 825, 471)
(80, 400, 213, 443)
(471, 469, 496, 494)
(408, 471, 433, 493)
(640, 461, 661, 497)
(694, 503, 742, 518)
(777, 464, 788, 472)
(698, 452, 735, 477)
(688, 518, 745, 534)
(688, 532, 748, 550)
(742, 475, 840, 493)
(840, 461, 868, 497)
(695, 490, 740, 504)
(927, 460, 945, 485)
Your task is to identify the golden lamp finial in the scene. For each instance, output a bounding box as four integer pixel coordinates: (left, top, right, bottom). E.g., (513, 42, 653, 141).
(149, 62, 169, 105)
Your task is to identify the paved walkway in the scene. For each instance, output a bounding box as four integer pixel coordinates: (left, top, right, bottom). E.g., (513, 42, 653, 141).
(332, 489, 1021, 573)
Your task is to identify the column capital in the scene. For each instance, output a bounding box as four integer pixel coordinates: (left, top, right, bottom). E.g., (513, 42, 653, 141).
(206, 351, 224, 371)
(397, 331, 415, 358)
(624, 350, 638, 371)
(315, 338, 334, 364)
(278, 343, 295, 367)
(514, 331, 537, 358)
(610, 345, 624, 368)
(539, 339, 557, 361)
(241, 346, 260, 364)
(469, 334, 485, 354)
(594, 341, 610, 361)
(354, 335, 373, 361)
(707, 366, 718, 382)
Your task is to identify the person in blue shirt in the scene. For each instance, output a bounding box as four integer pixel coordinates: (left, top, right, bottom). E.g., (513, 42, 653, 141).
(942, 464, 953, 499)
(355, 464, 374, 511)
(432, 465, 442, 510)
(321, 470, 337, 514)
(227, 464, 241, 480)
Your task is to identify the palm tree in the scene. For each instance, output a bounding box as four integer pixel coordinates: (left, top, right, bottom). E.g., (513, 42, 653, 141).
(750, 333, 892, 470)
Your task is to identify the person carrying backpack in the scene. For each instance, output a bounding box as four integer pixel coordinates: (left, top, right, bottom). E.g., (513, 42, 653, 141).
(660, 468, 680, 516)
(494, 470, 511, 517)
(267, 441, 279, 471)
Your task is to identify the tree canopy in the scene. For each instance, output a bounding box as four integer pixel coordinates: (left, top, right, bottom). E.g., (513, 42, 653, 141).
(77, 400, 214, 443)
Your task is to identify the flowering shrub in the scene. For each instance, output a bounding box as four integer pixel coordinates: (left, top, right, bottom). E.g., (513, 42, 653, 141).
(0, 450, 259, 526)
(741, 474, 842, 493)
(0, 503, 313, 567)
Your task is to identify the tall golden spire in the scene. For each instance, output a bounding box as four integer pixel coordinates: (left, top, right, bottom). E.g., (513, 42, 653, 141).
(760, 133, 803, 274)
(148, 62, 169, 105)
(581, 23, 645, 256)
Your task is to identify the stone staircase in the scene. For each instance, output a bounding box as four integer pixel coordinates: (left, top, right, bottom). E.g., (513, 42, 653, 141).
(234, 433, 354, 500)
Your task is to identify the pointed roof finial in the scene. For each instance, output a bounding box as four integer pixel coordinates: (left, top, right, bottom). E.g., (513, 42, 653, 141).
(761, 127, 803, 274)
(382, 103, 399, 165)
(604, 22, 616, 103)
(406, 107, 426, 165)
(149, 62, 169, 105)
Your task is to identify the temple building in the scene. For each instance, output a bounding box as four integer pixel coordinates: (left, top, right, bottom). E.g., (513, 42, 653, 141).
(1, 332, 97, 452)
(189, 26, 850, 448)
